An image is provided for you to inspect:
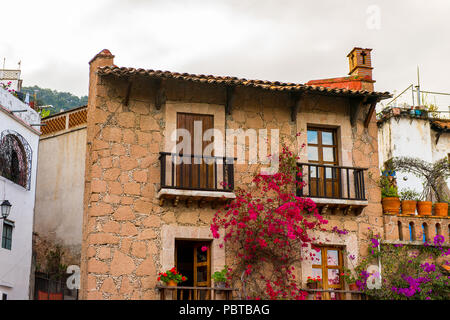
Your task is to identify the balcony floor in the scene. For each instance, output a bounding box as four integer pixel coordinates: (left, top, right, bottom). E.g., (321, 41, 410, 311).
(309, 198, 368, 215)
(158, 188, 236, 206)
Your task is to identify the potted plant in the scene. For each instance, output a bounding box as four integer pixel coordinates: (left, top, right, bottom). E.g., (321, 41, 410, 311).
(158, 267, 187, 287)
(212, 266, 228, 289)
(390, 157, 449, 217)
(399, 189, 420, 215)
(306, 276, 321, 289)
(380, 172, 400, 215)
(340, 269, 359, 291)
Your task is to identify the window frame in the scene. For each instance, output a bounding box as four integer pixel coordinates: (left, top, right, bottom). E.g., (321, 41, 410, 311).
(1, 220, 14, 251)
(307, 127, 339, 166)
(311, 245, 344, 291)
(0, 130, 32, 190)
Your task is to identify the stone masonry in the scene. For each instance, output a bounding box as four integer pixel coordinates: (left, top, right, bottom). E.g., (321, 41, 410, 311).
(80, 49, 389, 300)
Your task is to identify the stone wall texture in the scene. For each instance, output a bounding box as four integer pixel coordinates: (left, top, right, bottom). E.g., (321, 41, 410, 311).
(80, 53, 386, 300)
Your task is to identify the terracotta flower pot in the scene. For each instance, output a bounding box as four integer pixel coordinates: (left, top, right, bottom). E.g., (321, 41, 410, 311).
(307, 282, 318, 289)
(382, 197, 401, 214)
(215, 282, 226, 289)
(401, 200, 417, 215)
(349, 283, 359, 291)
(166, 280, 177, 287)
(417, 201, 432, 216)
(434, 203, 448, 217)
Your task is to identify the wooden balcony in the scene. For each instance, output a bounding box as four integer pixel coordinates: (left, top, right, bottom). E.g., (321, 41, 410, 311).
(296, 163, 369, 215)
(158, 152, 236, 206)
(157, 285, 236, 300)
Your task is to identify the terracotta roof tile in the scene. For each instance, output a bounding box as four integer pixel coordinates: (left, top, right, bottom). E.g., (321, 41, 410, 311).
(97, 66, 391, 100)
(431, 120, 450, 131)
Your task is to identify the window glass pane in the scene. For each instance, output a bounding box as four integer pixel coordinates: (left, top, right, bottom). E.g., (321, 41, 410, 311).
(328, 269, 341, 285)
(197, 266, 208, 283)
(309, 166, 318, 178)
(197, 249, 207, 263)
(311, 268, 322, 279)
(322, 132, 334, 145)
(308, 146, 319, 161)
(323, 147, 335, 162)
(2, 225, 12, 250)
(325, 167, 333, 179)
(311, 249, 322, 264)
(307, 130, 318, 144)
(327, 250, 339, 266)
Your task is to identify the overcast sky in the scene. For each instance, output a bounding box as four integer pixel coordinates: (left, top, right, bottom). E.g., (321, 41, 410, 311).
(2, 0, 450, 108)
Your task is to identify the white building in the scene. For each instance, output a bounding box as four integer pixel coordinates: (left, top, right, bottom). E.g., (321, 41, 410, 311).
(0, 86, 40, 300)
(378, 107, 450, 200)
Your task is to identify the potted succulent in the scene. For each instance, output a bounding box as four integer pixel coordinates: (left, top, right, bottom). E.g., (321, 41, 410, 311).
(212, 266, 228, 289)
(306, 276, 321, 289)
(399, 189, 420, 215)
(380, 172, 400, 215)
(158, 267, 187, 287)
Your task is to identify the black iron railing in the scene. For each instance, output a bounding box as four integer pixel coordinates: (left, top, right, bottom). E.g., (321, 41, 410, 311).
(34, 273, 79, 300)
(296, 163, 368, 201)
(159, 152, 236, 192)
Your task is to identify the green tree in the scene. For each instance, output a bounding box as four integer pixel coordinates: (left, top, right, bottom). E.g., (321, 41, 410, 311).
(21, 85, 87, 116)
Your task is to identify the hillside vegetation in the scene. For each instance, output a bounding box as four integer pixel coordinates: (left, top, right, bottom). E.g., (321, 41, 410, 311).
(21, 85, 87, 115)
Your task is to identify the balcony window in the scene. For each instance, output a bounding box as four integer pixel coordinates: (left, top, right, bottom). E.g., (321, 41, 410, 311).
(158, 112, 235, 204)
(160, 153, 235, 192)
(297, 128, 368, 214)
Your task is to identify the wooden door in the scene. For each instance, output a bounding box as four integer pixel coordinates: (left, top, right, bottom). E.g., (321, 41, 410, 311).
(175, 240, 212, 300)
(311, 246, 344, 300)
(176, 113, 214, 190)
(307, 128, 340, 198)
(193, 242, 211, 300)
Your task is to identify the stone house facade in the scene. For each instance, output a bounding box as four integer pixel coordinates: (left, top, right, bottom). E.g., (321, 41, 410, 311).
(80, 48, 392, 300)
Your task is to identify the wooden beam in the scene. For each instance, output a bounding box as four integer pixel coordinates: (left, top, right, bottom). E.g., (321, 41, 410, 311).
(320, 204, 329, 215)
(343, 205, 353, 216)
(155, 79, 166, 110)
(124, 80, 132, 107)
(364, 99, 378, 128)
(290, 93, 302, 122)
(349, 97, 362, 127)
(226, 86, 235, 115)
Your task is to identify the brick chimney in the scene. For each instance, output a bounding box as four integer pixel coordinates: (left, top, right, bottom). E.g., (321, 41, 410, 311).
(81, 49, 115, 299)
(88, 49, 115, 105)
(347, 47, 373, 79)
(307, 47, 375, 92)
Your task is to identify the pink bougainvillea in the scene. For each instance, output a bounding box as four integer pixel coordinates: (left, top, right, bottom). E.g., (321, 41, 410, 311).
(211, 143, 346, 300)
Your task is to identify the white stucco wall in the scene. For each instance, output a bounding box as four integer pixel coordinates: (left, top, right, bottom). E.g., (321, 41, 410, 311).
(0, 91, 40, 300)
(378, 116, 449, 199)
(34, 127, 86, 260)
(0, 87, 40, 128)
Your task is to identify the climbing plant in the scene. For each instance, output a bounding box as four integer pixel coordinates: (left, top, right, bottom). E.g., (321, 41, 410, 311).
(211, 144, 347, 300)
(389, 157, 450, 203)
